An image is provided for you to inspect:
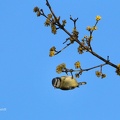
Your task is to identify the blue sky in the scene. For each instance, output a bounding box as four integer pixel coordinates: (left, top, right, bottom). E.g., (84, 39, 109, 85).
(0, 0, 120, 120)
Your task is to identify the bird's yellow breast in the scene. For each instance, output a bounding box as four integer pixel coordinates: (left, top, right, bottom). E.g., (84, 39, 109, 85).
(60, 76, 79, 90)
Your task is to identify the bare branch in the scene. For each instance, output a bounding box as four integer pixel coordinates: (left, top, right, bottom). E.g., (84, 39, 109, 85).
(75, 38, 117, 69)
(63, 38, 69, 44)
(55, 43, 72, 55)
(82, 63, 107, 71)
(70, 15, 78, 28)
(61, 63, 108, 77)
(46, 0, 57, 21)
(34, 1, 119, 77)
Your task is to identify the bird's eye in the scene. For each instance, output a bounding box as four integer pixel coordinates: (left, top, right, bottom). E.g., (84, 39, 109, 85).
(52, 77, 61, 88)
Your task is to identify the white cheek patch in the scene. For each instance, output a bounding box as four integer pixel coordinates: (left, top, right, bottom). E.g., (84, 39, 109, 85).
(56, 79, 61, 88)
(53, 78, 61, 88)
(53, 79, 57, 87)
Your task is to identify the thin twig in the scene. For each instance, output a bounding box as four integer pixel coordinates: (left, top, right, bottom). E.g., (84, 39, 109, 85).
(62, 63, 108, 74)
(63, 38, 69, 44)
(83, 63, 107, 71)
(88, 21, 98, 51)
(55, 43, 71, 55)
(46, 0, 57, 21)
(70, 15, 78, 28)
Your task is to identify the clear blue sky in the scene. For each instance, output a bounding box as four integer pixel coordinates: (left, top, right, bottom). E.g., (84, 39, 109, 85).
(0, 0, 120, 120)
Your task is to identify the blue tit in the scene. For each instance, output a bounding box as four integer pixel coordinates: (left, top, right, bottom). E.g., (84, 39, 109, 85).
(52, 76, 87, 90)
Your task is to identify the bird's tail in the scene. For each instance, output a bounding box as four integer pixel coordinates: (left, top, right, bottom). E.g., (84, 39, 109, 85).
(78, 82, 87, 86)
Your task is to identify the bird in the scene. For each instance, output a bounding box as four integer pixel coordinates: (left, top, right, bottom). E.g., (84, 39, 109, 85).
(52, 76, 87, 90)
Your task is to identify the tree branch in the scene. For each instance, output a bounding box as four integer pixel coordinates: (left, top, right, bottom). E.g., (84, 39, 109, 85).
(34, 0, 119, 76)
(55, 43, 71, 55)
